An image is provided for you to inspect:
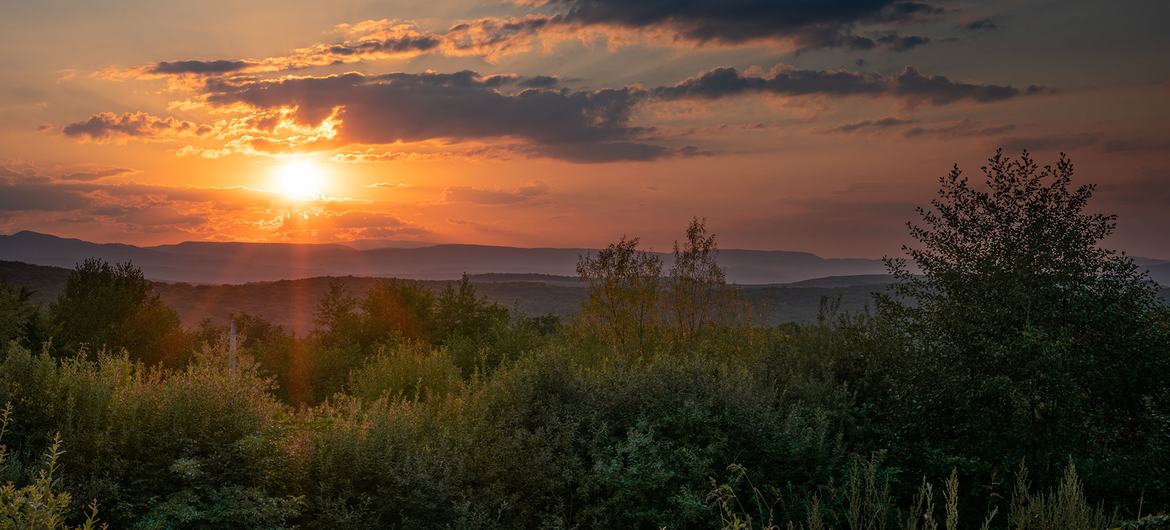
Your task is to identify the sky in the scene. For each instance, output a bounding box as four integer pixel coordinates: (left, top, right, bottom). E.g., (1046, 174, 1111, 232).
(1, 0, 1168, 258)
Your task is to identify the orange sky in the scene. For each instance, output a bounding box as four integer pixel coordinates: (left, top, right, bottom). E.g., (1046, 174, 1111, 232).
(1, 0, 1168, 258)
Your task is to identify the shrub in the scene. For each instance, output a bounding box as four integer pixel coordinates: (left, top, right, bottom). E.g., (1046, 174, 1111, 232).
(0, 403, 104, 530)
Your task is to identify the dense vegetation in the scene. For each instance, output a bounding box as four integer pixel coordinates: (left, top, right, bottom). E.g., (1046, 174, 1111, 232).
(1, 151, 1168, 529)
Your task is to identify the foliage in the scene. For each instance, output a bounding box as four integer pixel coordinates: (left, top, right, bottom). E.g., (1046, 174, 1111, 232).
(0, 282, 45, 349)
(576, 235, 663, 356)
(709, 459, 1118, 530)
(668, 217, 734, 336)
(344, 342, 463, 403)
(872, 150, 1170, 510)
(0, 403, 105, 530)
(48, 259, 189, 366)
(0, 346, 300, 529)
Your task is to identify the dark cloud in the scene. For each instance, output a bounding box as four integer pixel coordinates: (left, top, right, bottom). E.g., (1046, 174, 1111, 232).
(0, 177, 93, 211)
(653, 67, 885, 100)
(962, 18, 998, 31)
(653, 66, 1042, 105)
(62, 112, 212, 142)
(444, 182, 550, 204)
(444, 16, 554, 56)
(825, 117, 914, 134)
(892, 67, 1025, 104)
(539, 0, 944, 50)
(320, 34, 441, 57)
(204, 71, 680, 162)
(1000, 132, 1103, 152)
(519, 75, 561, 88)
(875, 33, 930, 51)
(149, 60, 253, 75)
(903, 120, 1015, 138)
(106, 3, 950, 84)
(58, 167, 134, 181)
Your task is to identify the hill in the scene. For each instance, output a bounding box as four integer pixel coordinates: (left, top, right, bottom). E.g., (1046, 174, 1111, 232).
(5, 259, 1168, 335)
(1, 260, 896, 332)
(0, 231, 890, 285)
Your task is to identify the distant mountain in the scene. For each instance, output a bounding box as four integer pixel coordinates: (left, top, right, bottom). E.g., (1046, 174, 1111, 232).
(1134, 257, 1170, 287)
(3, 231, 1166, 286)
(340, 239, 437, 250)
(0, 260, 71, 305)
(784, 274, 898, 288)
(0, 231, 890, 285)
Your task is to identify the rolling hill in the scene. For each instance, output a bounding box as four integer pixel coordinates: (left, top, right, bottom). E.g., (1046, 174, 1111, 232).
(0, 231, 890, 285)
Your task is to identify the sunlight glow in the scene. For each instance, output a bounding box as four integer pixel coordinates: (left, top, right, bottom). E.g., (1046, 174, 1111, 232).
(274, 159, 325, 201)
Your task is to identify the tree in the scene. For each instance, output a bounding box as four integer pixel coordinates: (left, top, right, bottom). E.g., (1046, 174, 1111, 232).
(0, 283, 45, 349)
(577, 236, 662, 355)
(312, 280, 361, 346)
(360, 279, 435, 344)
(431, 275, 507, 344)
(875, 149, 1170, 502)
(667, 217, 744, 341)
(49, 259, 189, 365)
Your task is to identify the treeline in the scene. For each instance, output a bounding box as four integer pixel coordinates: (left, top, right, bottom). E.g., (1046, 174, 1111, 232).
(1, 151, 1168, 529)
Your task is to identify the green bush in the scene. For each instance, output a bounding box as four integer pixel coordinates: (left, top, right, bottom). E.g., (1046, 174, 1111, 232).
(0, 403, 104, 530)
(0, 345, 300, 528)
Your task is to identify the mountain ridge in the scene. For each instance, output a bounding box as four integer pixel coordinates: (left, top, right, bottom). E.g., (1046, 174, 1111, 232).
(0, 230, 891, 285)
(3, 231, 1167, 286)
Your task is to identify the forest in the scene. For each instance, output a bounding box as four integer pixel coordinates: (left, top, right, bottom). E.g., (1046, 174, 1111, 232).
(1, 151, 1168, 529)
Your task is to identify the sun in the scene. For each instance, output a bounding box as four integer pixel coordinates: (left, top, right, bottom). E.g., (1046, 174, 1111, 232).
(273, 159, 325, 201)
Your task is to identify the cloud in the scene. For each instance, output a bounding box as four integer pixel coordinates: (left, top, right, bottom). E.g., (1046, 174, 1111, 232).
(57, 167, 135, 181)
(202, 71, 681, 162)
(903, 120, 1015, 138)
(62, 112, 212, 142)
(533, 0, 944, 51)
(892, 67, 1029, 104)
(276, 208, 432, 240)
(825, 117, 914, 134)
(149, 60, 254, 75)
(653, 66, 1044, 106)
(97, 2, 958, 84)
(1100, 137, 1170, 153)
(653, 67, 884, 100)
(70, 62, 1047, 162)
(0, 177, 94, 211)
(366, 182, 412, 189)
(875, 33, 930, 52)
(961, 18, 998, 31)
(102, 19, 548, 82)
(518, 75, 561, 88)
(443, 181, 550, 204)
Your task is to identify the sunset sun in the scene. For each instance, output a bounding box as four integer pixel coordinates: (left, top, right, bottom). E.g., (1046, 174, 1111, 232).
(274, 159, 325, 201)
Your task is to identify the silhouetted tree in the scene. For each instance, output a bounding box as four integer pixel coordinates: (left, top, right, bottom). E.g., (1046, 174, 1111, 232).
(875, 149, 1170, 504)
(0, 283, 45, 349)
(49, 259, 189, 365)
